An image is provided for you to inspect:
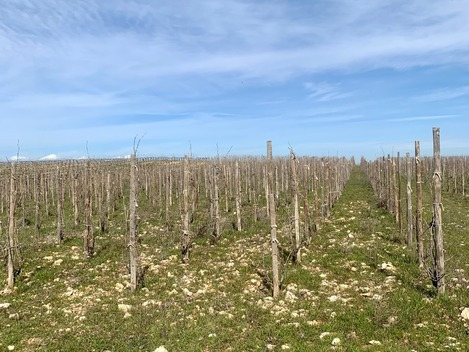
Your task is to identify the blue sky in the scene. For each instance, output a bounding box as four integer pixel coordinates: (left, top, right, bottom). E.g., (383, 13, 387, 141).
(1, 0, 469, 160)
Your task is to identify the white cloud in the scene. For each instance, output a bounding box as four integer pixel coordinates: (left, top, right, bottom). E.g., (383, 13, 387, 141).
(40, 154, 59, 160)
(10, 155, 28, 161)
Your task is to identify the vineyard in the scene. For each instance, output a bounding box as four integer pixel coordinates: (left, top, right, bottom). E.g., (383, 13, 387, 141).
(1, 136, 469, 351)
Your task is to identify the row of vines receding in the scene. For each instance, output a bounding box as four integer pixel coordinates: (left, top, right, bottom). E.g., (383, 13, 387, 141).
(1, 143, 354, 296)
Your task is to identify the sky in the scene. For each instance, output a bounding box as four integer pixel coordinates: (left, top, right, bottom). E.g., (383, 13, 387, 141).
(1, 0, 469, 160)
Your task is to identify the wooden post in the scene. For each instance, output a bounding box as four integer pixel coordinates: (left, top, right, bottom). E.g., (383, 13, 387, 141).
(213, 165, 221, 242)
(34, 169, 41, 234)
(7, 161, 17, 289)
(181, 156, 191, 263)
(303, 164, 311, 243)
(252, 163, 258, 222)
(386, 155, 391, 212)
(313, 161, 320, 231)
(106, 171, 111, 221)
(98, 178, 105, 233)
(44, 173, 50, 217)
(129, 153, 138, 292)
(377, 158, 382, 202)
(397, 152, 402, 232)
(235, 161, 242, 231)
(72, 172, 79, 226)
(415, 141, 424, 268)
(275, 165, 279, 199)
(453, 159, 457, 193)
(322, 161, 329, 219)
(190, 165, 199, 222)
(84, 160, 94, 258)
(165, 164, 170, 227)
(56, 166, 64, 243)
(405, 153, 413, 247)
(290, 149, 301, 263)
(432, 128, 445, 294)
(267, 142, 279, 297)
(463, 156, 466, 197)
(224, 165, 229, 213)
(269, 193, 280, 298)
(168, 165, 173, 207)
(266, 141, 272, 216)
(327, 163, 333, 211)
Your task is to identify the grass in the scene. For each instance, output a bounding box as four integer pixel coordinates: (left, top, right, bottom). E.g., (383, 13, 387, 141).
(1, 166, 469, 351)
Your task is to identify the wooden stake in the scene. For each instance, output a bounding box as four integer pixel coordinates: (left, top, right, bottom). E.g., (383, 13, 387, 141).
(56, 166, 64, 243)
(405, 152, 413, 247)
(34, 169, 41, 234)
(181, 156, 191, 263)
(213, 165, 221, 242)
(267, 141, 279, 297)
(266, 141, 272, 216)
(7, 161, 17, 289)
(129, 153, 138, 292)
(432, 127, 445, 294)
(269, 193, 280, 298)
(235, 161, 242, 231)
(415, 141, 424, 268)
(84, 160, 94, 258)
(396, 152, 402, 232)
(290, 149, 301, 263)
(165, 164, 170, 227)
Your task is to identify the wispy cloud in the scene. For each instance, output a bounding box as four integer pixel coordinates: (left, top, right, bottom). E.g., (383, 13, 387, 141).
(2, 0, 469, 83)
(385, 115, 458, 122)
(304, 82, 351, 101)
(4, 92, 123, 109)
(414, 86, 469, 102)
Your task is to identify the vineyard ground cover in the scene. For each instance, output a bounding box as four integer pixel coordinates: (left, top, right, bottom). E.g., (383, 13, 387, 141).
(1, 166, 468, 351)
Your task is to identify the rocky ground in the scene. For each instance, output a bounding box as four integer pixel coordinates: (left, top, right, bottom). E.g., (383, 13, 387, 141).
(1, 168, 469, 351)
